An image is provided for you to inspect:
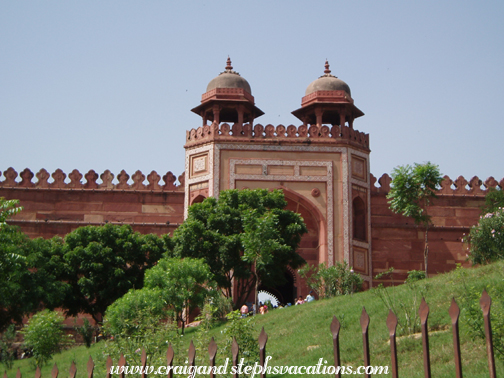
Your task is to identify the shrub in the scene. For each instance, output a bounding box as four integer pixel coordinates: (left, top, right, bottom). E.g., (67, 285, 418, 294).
(22, 310, 70, 367)
(103, 287, 168, 337)
(73, 318, 95, 348)
(405, 270, 426, 283)
(220, 310, 259, 370)
(0, 324, 16, 370)
(464, 207, 504, 264)
(299, 261, 363, 298)
(454, 265, 504, 360)
(102, 288, 182, 369)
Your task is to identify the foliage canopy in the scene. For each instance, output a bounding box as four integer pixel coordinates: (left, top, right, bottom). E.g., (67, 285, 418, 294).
(56, 224, 170, 323)
(173, 189, 307, 306)
(387, 162, 442, 275)
(464, 206, 504, 265)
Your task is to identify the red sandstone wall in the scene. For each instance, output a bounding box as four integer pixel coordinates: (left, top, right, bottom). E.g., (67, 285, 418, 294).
(370, 173, 504, 286)
(0, 168, 185, 238)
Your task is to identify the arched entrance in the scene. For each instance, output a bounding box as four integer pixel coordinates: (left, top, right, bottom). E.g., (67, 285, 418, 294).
(281, 187, 327, 299)
(258, 269, 296, 306)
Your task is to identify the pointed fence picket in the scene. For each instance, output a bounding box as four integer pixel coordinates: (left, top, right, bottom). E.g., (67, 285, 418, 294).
(3, 291, 498, 378)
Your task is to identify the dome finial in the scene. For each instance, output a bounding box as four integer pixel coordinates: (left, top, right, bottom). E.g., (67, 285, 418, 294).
(226, 56, 233, 71)
(324, 60, 331, 75)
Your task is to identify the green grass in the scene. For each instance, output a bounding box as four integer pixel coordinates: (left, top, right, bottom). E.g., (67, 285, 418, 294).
(4, 261, 504, 377)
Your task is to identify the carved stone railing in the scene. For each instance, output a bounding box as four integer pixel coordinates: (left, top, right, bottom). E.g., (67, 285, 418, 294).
(0, 168, 185, 191)
(186, 123, 369, 149)
(370, 173, 504, 195)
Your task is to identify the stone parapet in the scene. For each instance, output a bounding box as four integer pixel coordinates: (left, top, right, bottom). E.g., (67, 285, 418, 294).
(370, 172, 504, 286)
(185, 122, 369, 150)
(0, 167, 186, 238)
(370, 173, 504, 195)
(0, 168, 185, 191)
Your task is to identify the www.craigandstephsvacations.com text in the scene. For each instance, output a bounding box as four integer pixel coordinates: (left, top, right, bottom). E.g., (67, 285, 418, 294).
(109, 356, 389, 377)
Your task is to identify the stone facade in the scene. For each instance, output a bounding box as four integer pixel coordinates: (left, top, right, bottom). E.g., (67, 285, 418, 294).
(0, 168, 185, 238)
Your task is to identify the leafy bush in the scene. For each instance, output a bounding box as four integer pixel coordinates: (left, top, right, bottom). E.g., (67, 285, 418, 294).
(453, 265, 504, 360)
(100, 317, 183, 370)
(22, 310, 70, 367)
(220, 310, 259, 371)
(464, 207, 504, 264)
(104, 287, 168, 337)
(405, 270, 426, 283)
(299, 261, 363, 298)
(0, 324, 16, 370)
(74, 318, 95, 348)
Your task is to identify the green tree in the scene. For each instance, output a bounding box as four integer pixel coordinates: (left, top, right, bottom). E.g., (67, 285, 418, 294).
(464, 207, 504, 264)
(387, 162, 442, 276)
(22, 309, 70, 367)
(104, 287, 168, 337)
(0, 197, 23, 228)
(241, 210, 292, 309)
(144, 257, 215, 334)
(481, 188, 504, 214)
(56, 224, 170, 323)
(0, 227, 66, 331)
(173, 189, 307, 307)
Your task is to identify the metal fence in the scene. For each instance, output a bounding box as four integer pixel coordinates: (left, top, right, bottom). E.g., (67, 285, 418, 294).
(4, 290, 498, 378)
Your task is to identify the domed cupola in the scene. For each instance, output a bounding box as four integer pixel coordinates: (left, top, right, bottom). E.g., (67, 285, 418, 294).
(192, 57, 264, 127)
(292, 61, 364, 128)
(305, 63, 351, 96)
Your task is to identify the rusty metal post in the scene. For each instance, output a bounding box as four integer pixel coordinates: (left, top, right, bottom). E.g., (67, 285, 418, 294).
(386, 309, 399, 378)
(232, 337, 240, 378)
(141, 349, 147, 378)
(166, 344, 174, 378)
(69, 361, 77, 378)
(448, 298, 462, 378)
(86, 357, 93, 378)
(105, 356, 113, 378)
(330, 316, 342, 378)
(16, 368, 21, 378)
(118, 354, 126, 378)
(360, 307, 371, 378)
(258, 327, 268, 378)
(480, 290, 496, 378)
(419, 298, 431, 378)
(51, 364, 58, 378)
(208, 337, 217, 378)
(188, 340, 196, 368)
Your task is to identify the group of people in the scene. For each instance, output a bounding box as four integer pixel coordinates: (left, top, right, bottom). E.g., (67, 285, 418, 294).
(240, 302, 269, 317)
(295, 291, 315, 305)
(240, 291, 316, 317)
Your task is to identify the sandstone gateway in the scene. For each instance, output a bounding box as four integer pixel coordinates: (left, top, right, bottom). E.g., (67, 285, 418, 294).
(1, 59, 501, 302)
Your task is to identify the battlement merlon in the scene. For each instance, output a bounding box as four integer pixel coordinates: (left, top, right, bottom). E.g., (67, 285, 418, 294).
(185, 122, 370, 151)
(0, 168, 185, 192)
(370, 173, 504, 196)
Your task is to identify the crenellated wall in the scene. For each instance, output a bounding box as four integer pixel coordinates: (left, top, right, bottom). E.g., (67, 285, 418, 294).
(0, 168, 185, 238)
(2, 165, 503, 287)
(370, 173, 504, 285)
(185, 122, 369, 150)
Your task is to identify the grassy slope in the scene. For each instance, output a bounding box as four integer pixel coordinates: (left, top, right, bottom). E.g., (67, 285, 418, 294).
(4, 261, 504, 378)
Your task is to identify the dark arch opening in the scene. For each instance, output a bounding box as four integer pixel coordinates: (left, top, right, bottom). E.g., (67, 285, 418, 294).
(258, 270, 296, 306)
(353, 197, 366, 241)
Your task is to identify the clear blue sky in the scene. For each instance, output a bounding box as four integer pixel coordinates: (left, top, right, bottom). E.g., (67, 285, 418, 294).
(1, 1, 503, 186)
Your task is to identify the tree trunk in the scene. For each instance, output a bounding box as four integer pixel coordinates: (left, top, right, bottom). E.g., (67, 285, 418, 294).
(254, 260, 259, 314)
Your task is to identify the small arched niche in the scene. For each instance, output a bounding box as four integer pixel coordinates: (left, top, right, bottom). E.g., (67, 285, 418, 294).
(352, 196, 366, 242)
